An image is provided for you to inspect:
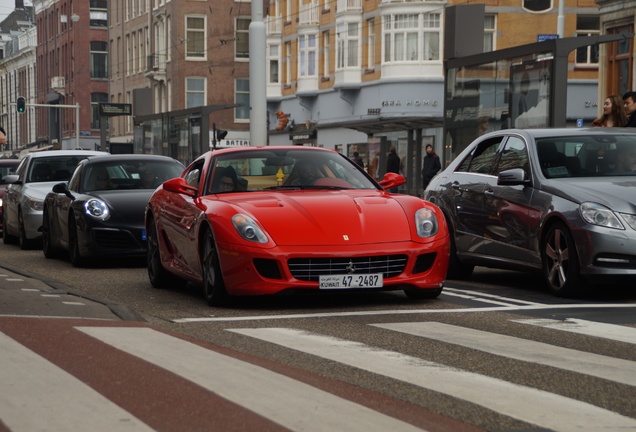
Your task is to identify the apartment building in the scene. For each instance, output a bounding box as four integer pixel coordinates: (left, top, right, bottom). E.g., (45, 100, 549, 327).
(264, 0, 601, 189)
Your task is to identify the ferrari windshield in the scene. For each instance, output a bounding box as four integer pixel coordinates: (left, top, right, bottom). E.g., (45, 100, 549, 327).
(537, 134, 636, 178)
(208, 148, 379, 193)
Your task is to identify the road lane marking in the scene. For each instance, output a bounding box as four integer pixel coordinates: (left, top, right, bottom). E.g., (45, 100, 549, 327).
(514, 318, 636, 345)
(0, 331, 153, 432)
(230, 327, 636, 432)
(77, 326, 425, 432)
(173, 303, 636, 323)
(373, 321, 636, 386)
(442, 287, 545, 305)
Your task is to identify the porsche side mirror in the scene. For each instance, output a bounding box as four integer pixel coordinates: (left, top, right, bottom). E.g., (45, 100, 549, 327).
(163, 177, 199, 197)
(378, 172, 406, 190)
(52, 182, 75, 200)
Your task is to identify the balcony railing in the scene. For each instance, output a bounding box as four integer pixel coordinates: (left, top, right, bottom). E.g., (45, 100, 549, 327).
(299, 3, 319, 26)
(337, 0, 362, 12)
(145, 54, 166, 81)
(266, 15, 282, 35)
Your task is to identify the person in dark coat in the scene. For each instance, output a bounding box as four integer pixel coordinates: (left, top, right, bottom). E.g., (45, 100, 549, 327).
(623, 91, 636, 127)
(421, 144, 441, 190)
(386, 147, 401, 193)
(353, 151, 364, 168)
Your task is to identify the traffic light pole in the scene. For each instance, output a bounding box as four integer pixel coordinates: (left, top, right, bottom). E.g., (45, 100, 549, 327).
(12, 101, 80, 149)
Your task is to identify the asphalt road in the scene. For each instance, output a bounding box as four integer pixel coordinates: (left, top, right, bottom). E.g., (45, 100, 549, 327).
(1, 242, 636, 431)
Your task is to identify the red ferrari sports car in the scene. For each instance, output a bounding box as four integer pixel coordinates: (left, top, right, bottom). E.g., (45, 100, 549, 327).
(145, 146, 449, 306)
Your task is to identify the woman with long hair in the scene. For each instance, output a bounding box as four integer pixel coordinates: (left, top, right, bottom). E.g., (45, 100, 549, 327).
(592, 95, 627, 127)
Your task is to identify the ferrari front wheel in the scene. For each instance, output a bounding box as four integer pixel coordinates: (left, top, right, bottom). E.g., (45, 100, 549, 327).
(202, 229, 230, 307)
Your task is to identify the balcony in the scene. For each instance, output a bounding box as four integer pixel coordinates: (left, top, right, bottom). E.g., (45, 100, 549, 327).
(299, 3, 319, 26)
(337, 0, 362, 13)
(145, 54, 166, 82)
(51, 76, 65, 95)
(266, 15, 282, 35)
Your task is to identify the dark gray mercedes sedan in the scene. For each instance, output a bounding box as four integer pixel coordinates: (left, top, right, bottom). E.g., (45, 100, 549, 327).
(425, 128, 636, 297)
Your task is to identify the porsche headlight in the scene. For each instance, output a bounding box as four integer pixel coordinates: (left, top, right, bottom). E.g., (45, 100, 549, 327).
(415, 208, 438, 238)
(232, 214, 268, 243)
(26, 196, 44, 212)
(84, 199, 110, 221)
(619, 213, 636, 231)
(580, 202, 623, 230)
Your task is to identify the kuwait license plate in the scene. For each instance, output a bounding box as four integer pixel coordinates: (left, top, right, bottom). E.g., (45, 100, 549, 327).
(319, 273, 383, 289)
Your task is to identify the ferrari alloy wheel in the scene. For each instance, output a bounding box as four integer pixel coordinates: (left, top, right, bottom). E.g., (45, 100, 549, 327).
(68, 217, 86, 267)
(18, 209, 33, 250)
(202, 229, 229, 307)
(42, 208, 61, 259)
(541, 221, 584, 297)
(3, 210, 16, 244)
(147, 215, 182, 289)
(404, 287, 443, 299)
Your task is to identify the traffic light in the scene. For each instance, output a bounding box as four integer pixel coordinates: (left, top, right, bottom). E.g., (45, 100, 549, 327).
(16, 96, 26, 113)
(275, 111, 289, 131)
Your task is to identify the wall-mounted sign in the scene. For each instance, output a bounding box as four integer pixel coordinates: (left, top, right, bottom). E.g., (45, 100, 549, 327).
(99, 103, 132, 116)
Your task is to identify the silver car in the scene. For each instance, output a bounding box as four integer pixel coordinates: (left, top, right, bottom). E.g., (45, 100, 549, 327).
(425, 128, 636, 297)
(3, 149, 107, 249)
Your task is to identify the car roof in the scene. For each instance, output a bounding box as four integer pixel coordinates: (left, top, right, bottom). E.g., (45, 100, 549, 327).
(84, 154, 182, 164)
(485, 128, 636, 139)
(207, 145, 336, 156)
(27, 150, 107, 158)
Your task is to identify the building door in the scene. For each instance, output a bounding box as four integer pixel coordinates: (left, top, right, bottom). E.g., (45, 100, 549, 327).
(606, 25, 633, 97)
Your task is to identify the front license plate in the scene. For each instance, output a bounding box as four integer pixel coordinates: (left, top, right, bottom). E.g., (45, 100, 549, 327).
(319, 274, 383, 289)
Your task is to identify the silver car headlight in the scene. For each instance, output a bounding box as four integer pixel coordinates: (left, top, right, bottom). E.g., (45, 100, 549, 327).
(84, 199, 110, 221)
(26, 196, 44, 212)
(619, 213, 636, 231)
(579, 202, 624, 230)
(232, 214, 268, 243)
(415, 208, 439, 238)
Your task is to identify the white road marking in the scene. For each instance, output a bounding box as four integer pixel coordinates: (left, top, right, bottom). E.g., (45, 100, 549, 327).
(514, 318, 636, 345)
(373, 321, 636, 386)
(77, 326, 425, 432)
(0, 331, 153, 432)
(442, 287, 544, 305)
(61, 301, 86, 306)
(173, 303, 636, 323)
(230, 327, 636, 432)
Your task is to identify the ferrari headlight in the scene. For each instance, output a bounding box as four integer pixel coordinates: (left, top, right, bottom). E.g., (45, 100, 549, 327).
(415, 208, 438, 238)
(26, 196, 44, 212)
(619, 213, 636, 231)
(580, 202, 623, 230)
(84, 199, 110, 221)
(232, 214, 268, 243)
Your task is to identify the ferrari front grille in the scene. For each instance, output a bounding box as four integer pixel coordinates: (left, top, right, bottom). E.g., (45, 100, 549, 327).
(288, 255, 408, 281)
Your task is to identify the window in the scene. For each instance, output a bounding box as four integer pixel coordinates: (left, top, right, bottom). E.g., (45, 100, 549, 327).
(186, 77, 205, 108)
(367, 18, 375, 69)
(91, 93, 109, 129)
(235, 79, 250, 120)
(90, 41, 108, 79)
(89, 0, 108, 27)
(236, 18, 250, 59)
(298, 33, 317, 77)
(337, 22, 359, 69)
(269, 44, 279, 83)
(484, 15, 496, 53)
(322, 31, 330, 77)
(285, 41, 291, 84)
(523, 0, 552, 13)
(576, 16, 600, 65)
(383, 13, 440, 63)
(186, 16, 205, 59)
(607, 25, 634, 97)
(495, 137, 528, 175)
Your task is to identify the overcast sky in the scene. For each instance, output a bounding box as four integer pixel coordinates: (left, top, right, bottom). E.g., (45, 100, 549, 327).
(0, 0, 32, 22)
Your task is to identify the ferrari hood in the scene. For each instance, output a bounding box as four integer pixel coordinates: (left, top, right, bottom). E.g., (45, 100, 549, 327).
(219, 191, 413, 246)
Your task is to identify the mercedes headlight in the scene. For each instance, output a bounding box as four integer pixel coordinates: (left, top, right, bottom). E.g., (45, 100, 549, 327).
(232, 214, 268, 243)
(580, 202, 623, 230)
(26, 196, 44, 212)
(84, 199, 110, 221)
(415, 208, 439, 238)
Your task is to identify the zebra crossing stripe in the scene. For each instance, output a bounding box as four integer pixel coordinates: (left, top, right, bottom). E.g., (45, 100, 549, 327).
(0, 331, 153, 432)
(76, 326, 425, 432)
(513, 318, 636, 344)
(230, 327, 636, 432)
(372, 321, 636, 387)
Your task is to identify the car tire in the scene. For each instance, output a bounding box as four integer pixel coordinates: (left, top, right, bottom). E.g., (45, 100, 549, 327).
(202, 229, 230, 307)
(446, 229, 474, 280)
(541, 221, 585, 297)
(18, 209, 34, 250)
(147, 215, 183, 289)
(42, 207, 62, 259)
(68, 217, 86, 267)
(404, 287, 443, 299)
(3, 210, 17, 244)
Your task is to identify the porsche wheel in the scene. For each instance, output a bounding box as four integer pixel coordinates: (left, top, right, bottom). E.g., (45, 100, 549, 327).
(42, 207, 62, 259)
(147, 215, 183, 289)
(68, 217, 86, 267)
(541, 221, 585, 297)
(3, 210, 16, 244)
(404, 287, 443, 299)
(202, 229, 229, 307)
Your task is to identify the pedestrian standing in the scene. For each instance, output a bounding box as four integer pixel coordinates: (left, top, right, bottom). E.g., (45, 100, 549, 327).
(353, 151, 364, 168)
(623, 91, 636, 127)
(592, 95, 626, 127)
(0, 126, 6, 146)
(386, 147, 400, 193)
(421, 144, 441, 191)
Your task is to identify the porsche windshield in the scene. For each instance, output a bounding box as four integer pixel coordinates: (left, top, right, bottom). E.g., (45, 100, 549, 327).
(208, 149, 378, 193)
